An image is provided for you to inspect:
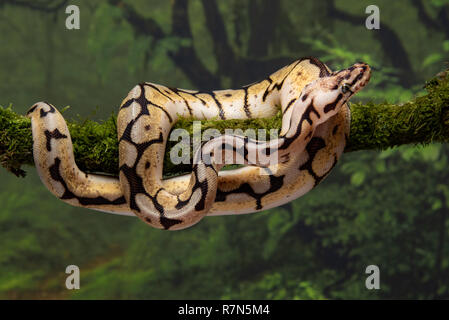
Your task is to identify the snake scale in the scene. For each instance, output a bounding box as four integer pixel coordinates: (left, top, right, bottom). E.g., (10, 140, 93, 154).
(27, 57, 371, 230)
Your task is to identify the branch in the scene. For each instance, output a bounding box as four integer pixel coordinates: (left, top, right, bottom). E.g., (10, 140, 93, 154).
(1, 72, 449, 178)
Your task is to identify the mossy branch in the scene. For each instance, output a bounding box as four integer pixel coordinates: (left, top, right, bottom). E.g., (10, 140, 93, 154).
(1, 72, 449, 178)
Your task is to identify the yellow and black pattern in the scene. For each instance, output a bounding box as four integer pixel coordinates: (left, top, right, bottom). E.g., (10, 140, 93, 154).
(27, 57, 371, 230)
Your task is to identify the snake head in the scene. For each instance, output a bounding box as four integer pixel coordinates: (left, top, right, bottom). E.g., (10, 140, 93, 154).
(333, 62, 371, 97)
(281, 63, 371, 136)
(300, 63, 371, 115)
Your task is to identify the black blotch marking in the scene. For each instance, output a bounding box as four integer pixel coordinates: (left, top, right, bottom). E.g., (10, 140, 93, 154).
(136, 84, 150, 109)
(120, 98, 134, 109)
(144, 83, 175, 102)
(280, 101, 320, 150)
(243, 136, 249, 162)
(299, 137, 337, 186)
(307, 56, 331, 77)
(194, 175, 209, 212)
(216, 174, 285, 210)
(49, 157, 75, 200)
(39, 104, 56, 118)
(118, 119, 135, 142)
(324, 93, 342, 113)
(149, 101, 173, 123)
(183, 98, 193, 116)
(283, 98, 297, 113)
(260, 57, 329, 103)
(118, 103, 165, 219)
(152, 188, 165, 214)
(211, 92, 226, 120)
(349, 72, 364, 86)
(27, 104, 38, 115)
(77, 195, 127, 206)
(263, 146, 271, 157)
(207, 163, 218, 175)
(119, 164, 147, 211)
(119, 121, 180, 229)
(121, 84, 172, 122)
(262, 60, 302, 102)
(174, 164, 212, 214)
(243, 87, 252, 118)
(216, 139, 248, 163)
(44, 128, 68, 151)
(160, 217, 183, 230)
(195, 95, 207, 105)
(49, 157, 126, 206)
(169, 87, 200, 95)
(165, 86, 204, 116)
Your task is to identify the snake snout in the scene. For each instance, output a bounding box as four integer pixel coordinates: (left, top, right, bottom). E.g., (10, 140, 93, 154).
(349, 63, 371, 93)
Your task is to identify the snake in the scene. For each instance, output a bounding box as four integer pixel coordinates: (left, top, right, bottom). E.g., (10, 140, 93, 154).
(27, 57, 371, 230)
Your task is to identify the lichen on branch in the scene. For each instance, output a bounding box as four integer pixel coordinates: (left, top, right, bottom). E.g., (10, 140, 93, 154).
(1, 71, 448, 178)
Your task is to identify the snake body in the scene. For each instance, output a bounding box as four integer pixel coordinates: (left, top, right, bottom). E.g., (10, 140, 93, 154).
(27, 57, 371, 230)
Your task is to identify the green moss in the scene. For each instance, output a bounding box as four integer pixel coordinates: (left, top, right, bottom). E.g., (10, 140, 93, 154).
(346, 71, 449, 151)
(1, 71, 448, 178)
(0, 105, 33, 177)
(68, 115, 120, 176)
(163, 111, 283, 177)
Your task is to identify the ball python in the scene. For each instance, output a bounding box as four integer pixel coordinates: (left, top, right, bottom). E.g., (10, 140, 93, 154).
(27, 57, 371, 230)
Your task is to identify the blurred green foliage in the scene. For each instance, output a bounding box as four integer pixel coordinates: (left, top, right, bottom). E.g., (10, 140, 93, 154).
(0, 0, 449, 299)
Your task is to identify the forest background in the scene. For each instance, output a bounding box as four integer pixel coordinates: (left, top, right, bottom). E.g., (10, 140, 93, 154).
(1, 0, 449, 299)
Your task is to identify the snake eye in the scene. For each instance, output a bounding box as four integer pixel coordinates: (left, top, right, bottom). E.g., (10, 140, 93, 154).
(341, 83, 351, 94)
